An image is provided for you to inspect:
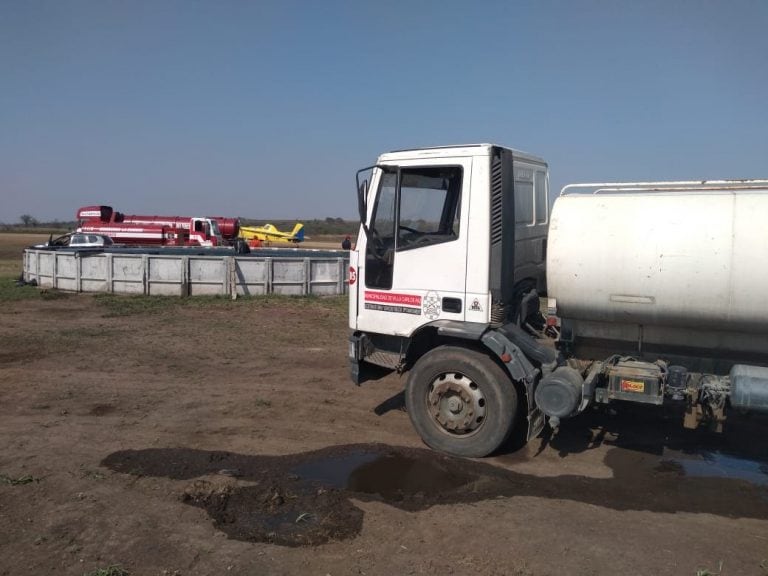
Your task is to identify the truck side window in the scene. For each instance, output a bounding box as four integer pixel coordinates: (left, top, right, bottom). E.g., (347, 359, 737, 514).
(365, 165, 462, 289)
(534, 170, 549, 224)
(514, 169, 534, 225)
(535, 170, 548, 224)
(397, 166, 461, 251)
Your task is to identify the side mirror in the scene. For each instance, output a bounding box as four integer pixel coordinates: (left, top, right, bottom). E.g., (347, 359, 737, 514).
(356, 165, 378, 228)
(356, 178, 369, 224)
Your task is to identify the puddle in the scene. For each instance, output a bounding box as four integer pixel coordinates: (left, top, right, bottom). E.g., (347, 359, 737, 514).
(291, 448, 380, 489)
(659, 451, 768, 486)
(102, 442, 768, 547)
(292, 449, 477, 499)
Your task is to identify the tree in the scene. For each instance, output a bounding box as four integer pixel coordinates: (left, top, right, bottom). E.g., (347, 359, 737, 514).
(19, 214, 37, 227)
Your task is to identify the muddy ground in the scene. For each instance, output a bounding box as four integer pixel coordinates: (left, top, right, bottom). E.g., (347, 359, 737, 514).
(1, 239, 767, 575)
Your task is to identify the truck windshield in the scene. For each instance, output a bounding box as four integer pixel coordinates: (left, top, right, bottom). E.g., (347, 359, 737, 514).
(209, 220, 222, 239)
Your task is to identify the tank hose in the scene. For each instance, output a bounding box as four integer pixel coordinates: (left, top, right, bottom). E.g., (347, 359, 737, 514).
(499, 323, 558, 366)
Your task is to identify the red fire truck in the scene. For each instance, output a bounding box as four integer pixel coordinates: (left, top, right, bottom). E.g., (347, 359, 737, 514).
(76, 205, 239, 247)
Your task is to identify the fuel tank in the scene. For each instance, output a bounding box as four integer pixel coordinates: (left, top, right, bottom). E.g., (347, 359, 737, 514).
(547, 188, 768, 366)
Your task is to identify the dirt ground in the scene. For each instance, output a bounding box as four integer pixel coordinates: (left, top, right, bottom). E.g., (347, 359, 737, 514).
(1, 235, 767, 576)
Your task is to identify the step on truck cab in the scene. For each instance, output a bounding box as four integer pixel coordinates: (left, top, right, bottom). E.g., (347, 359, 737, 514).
(349, 144, 768, 458)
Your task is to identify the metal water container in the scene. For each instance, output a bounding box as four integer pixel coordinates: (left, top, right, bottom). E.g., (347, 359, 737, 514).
(546, 181, 768, 365)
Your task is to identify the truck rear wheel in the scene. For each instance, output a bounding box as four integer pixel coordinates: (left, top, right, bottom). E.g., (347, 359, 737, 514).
(405, 345, 518, 458)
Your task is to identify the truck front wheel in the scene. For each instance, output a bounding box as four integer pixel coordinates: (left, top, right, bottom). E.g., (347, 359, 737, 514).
(405, 345, 518, 458)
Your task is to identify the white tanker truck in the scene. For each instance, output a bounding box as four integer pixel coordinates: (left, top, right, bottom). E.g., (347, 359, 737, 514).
(348, 143, 768, 457)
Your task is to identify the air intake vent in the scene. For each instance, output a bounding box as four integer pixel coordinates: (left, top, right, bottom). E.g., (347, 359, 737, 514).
(490, 154, 503, 245)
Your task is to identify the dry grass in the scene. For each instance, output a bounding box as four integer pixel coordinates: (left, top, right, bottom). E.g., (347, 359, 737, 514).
(0, 232, 49, 278)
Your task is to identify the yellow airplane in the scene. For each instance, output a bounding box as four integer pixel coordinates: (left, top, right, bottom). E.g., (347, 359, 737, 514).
(238, 222, 305, 245)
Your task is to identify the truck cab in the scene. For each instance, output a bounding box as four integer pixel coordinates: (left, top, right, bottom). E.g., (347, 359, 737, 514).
(190, 217, 223, 247)
(350, 144, 548, 338)
(349, 144, 550, 456)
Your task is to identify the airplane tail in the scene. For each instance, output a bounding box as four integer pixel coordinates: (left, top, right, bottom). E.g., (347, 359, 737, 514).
(291, 223, 305, 242)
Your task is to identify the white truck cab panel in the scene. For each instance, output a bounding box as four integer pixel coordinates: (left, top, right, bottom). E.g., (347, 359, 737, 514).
(350, 144, 548, 339)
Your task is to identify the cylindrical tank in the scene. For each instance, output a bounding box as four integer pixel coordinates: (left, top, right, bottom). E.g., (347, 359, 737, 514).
(730, 364, 768, 414)
(534, 366, 584, 419)
(547, 191, 768, 334)
(212, 217, 240, 240)
(119, 215, 240, 240)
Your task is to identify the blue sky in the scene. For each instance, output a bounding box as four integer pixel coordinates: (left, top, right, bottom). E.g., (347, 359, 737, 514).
(1, 0, 766, 223)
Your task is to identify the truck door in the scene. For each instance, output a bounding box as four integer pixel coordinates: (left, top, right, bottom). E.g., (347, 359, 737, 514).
(355, 158, 471, 336)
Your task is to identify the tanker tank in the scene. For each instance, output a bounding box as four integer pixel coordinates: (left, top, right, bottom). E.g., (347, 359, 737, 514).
(546, 183, 768, 370)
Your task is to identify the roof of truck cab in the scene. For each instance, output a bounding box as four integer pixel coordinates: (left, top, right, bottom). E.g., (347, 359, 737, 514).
(379, 143, 546, 165)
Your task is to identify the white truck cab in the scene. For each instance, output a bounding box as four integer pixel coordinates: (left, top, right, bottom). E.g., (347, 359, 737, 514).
(350, 144, 548, 335)
(349, 144, 550, 456)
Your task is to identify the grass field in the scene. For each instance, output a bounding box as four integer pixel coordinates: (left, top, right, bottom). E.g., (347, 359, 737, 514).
(0, 233, 48, 278)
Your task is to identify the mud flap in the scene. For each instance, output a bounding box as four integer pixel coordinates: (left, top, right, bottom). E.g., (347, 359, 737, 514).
(349, 332, 365, 386)
(350, 358, 362, 386)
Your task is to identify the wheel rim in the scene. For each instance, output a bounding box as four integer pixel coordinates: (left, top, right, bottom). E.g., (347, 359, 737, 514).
(426, 372, 487, 436)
